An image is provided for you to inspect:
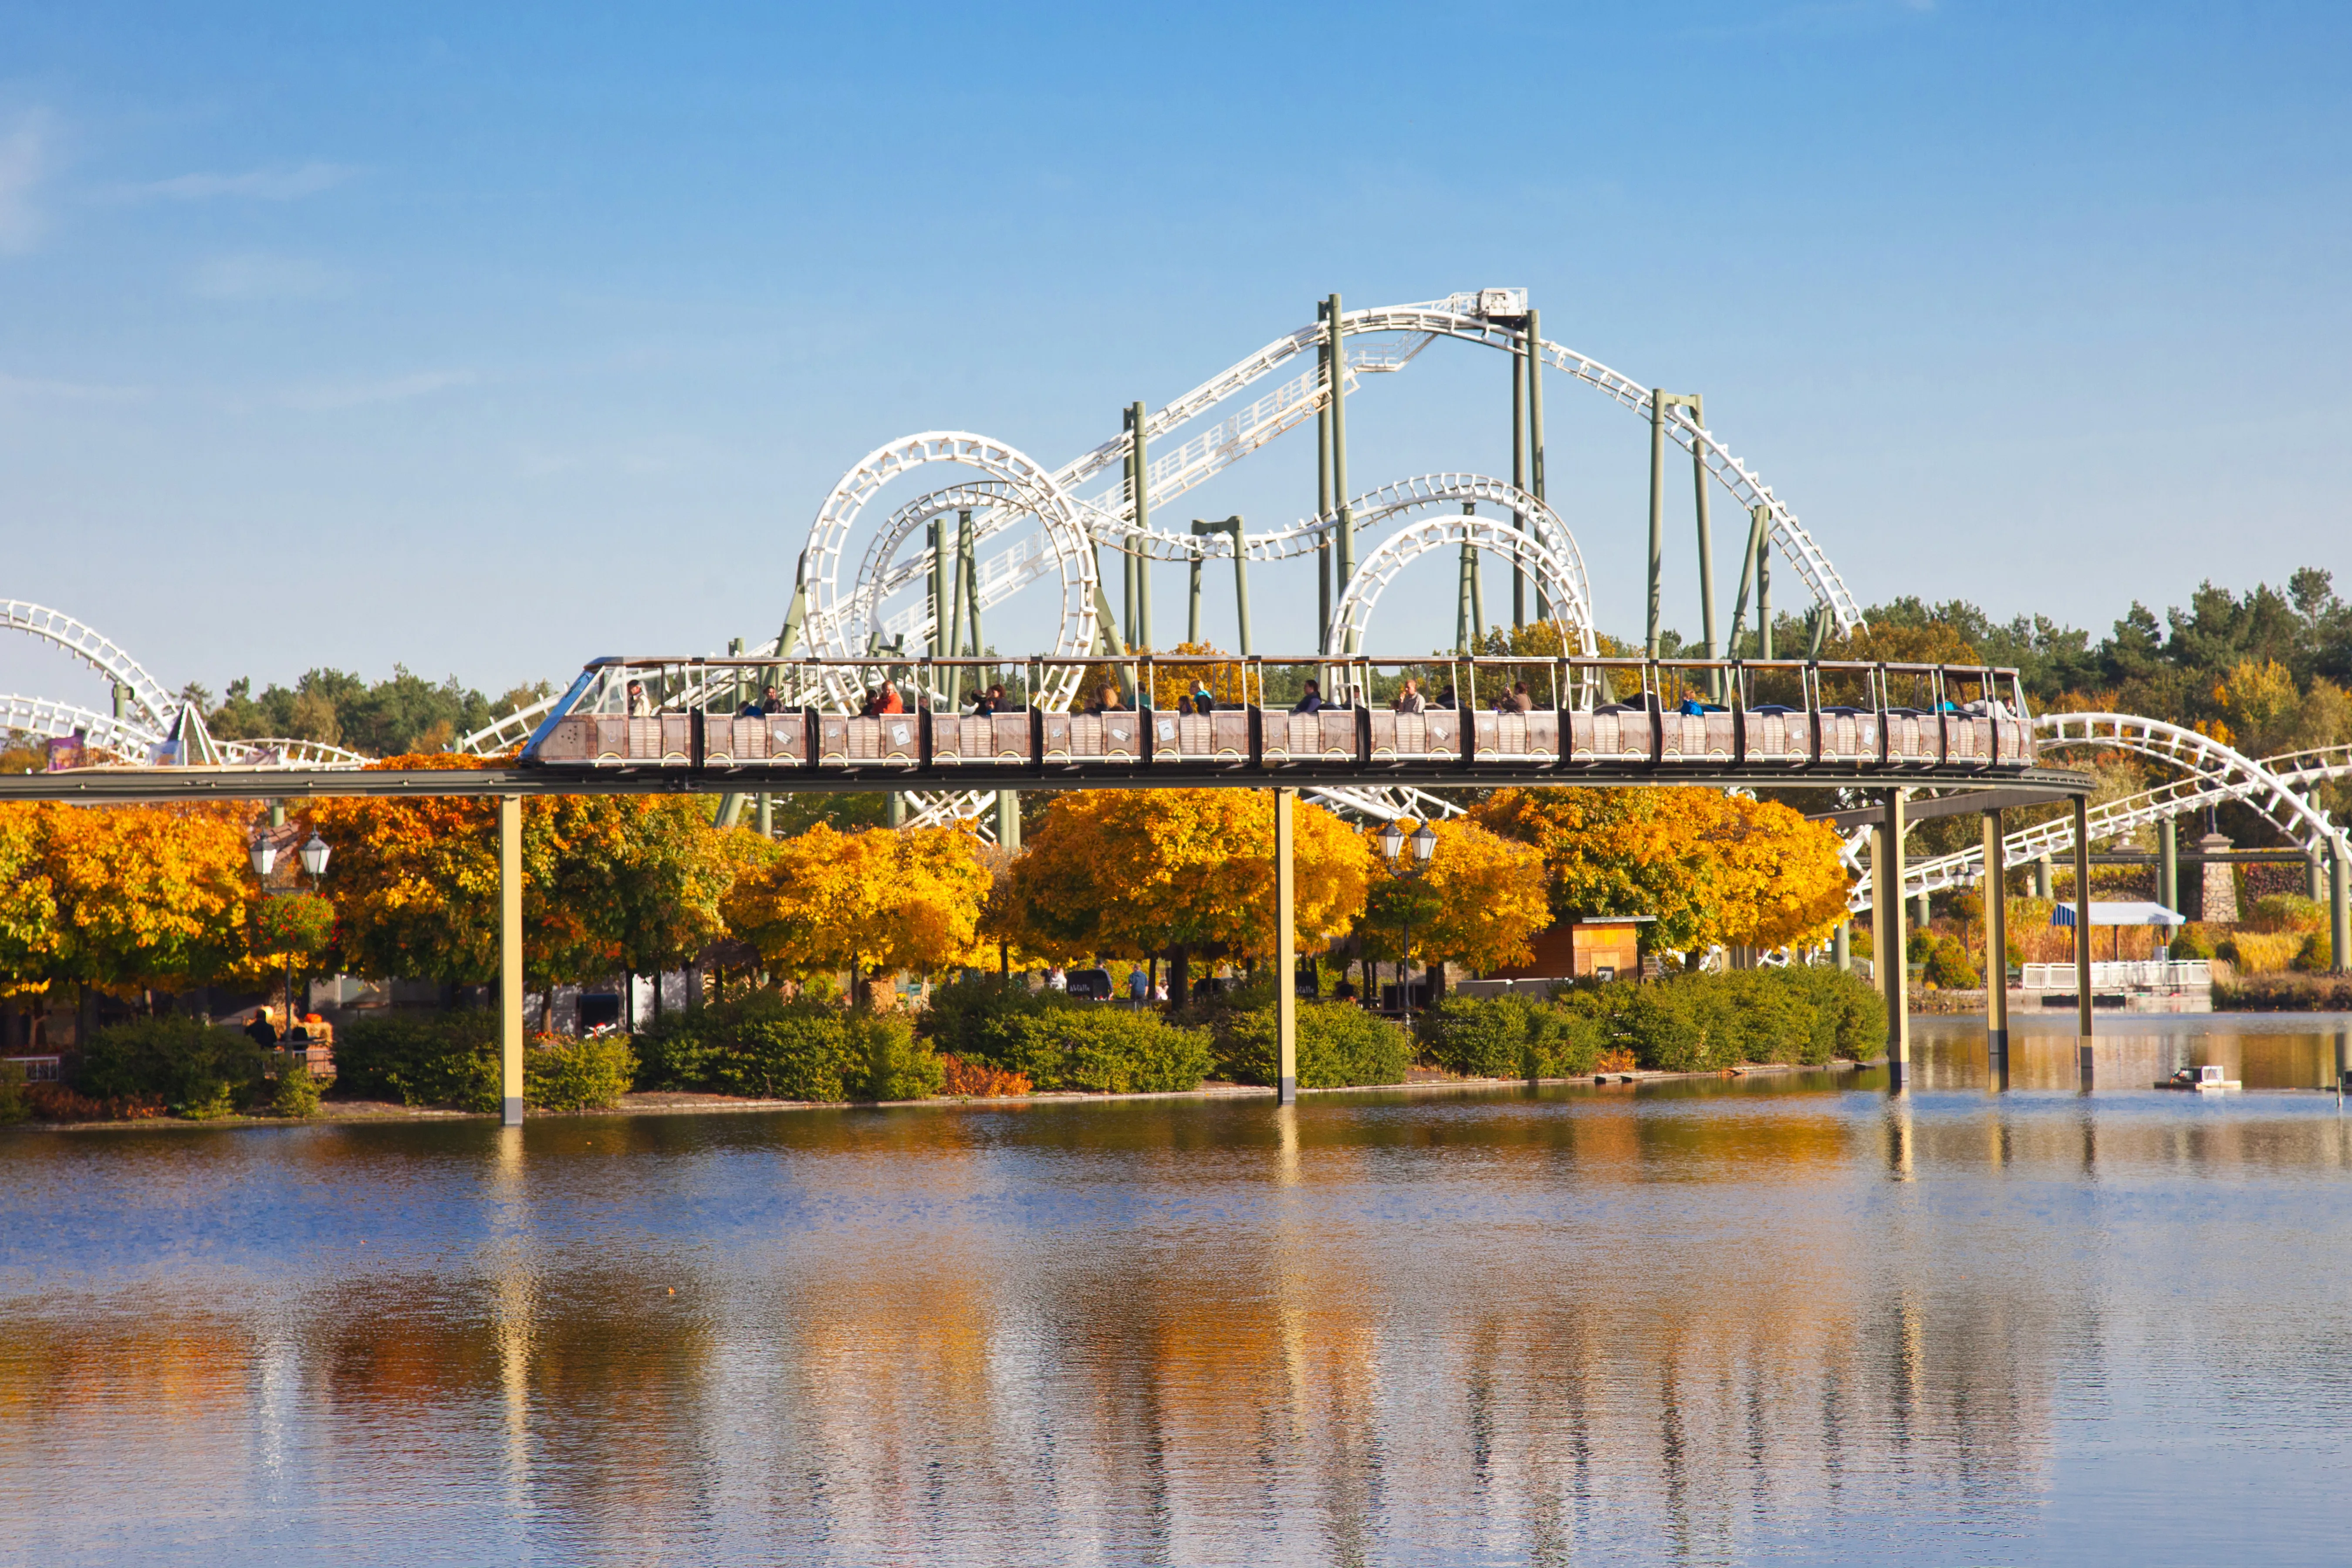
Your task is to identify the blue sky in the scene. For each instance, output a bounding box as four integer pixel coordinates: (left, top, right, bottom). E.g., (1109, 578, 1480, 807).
(1, 1, 2346, 709)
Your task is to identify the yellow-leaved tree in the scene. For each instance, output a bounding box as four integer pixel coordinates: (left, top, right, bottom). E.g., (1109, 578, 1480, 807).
(723, 822, 993, 996)
(987, 788, 1373, 1000)
(1355, 818, 1551, 975)
(39, 802, 254, 1032)
(1471, 787, 1849, 961)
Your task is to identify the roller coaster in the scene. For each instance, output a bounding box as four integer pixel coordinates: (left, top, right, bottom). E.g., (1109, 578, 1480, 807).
(7, 285, 2346, 908)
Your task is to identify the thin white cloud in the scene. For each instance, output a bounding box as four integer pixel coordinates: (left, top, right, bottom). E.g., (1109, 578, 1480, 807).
(127, 161, 355, 203)
(0, 370, 150, 403)
(190, 251, 350, 301)
(286, 369, 476, 411)
(0, 110, 54, 255)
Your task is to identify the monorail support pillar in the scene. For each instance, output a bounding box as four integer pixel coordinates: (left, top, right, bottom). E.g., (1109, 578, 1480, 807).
(995, 790, 1021, 853)
(500, 794, 524, 1127)
(1275, 786, 1297, 1105)
(1833, 918, 1850, 972)
(2073, 795, 2095, 1083)
(2158, 816, 2179, 913)
(1876, 790, 1909, 1092)
(1984, 808, 2010, 1088)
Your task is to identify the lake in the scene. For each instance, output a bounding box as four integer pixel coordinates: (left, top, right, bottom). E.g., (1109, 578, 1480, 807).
(5, 1013, 2351, 1566)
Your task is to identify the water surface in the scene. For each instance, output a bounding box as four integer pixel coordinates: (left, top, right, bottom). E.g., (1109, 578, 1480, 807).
(5, 1015, 2351, 1565)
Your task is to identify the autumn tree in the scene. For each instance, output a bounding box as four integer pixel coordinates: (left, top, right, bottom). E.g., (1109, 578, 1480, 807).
(1355, 818, 1550, 976)
(36, 803, 254, 1035)
(1471, 787, 1849, 961)
(723, 822, 992, 995)
(988, 788, 1373, 1000)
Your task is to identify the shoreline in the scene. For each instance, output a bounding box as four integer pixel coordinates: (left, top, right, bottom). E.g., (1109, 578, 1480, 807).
(2, 1059, 1877, 1135)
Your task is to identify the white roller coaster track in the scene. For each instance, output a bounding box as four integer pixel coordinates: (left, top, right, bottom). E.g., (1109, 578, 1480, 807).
(0, 693, 371, 770)
(828, 292, 1863, 655)
(1, 601, 178, 725)
(1848, 717, 2350, 913)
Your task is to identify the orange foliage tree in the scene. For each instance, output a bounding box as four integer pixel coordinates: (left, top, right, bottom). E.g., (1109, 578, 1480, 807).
(36, 802, 254, 1008)
(0, 804, 57, 1000)
(723, 822, 993, 990)
(1471, 787, 1850, 960)
(309, 754, 735, 993)
(987, 788, 1373, 997)
(1355, 818, 1551, 975)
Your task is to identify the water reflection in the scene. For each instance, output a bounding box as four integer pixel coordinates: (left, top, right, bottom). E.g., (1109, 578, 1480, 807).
(5, 1024, 2352, 1564)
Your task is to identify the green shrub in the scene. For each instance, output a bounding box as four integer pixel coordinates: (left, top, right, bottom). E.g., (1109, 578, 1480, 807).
(524, 1036, 639, 1110)
(1419, 994, 1603, 1080)
(857, 1012, 946, 1101)
(1217, 1001, 1416, 1088)
(1768, 964, 1884, 1060)
(272, 1063, 322, 1118)
(2171, 923, 2217, 960)
(335, 1013, 502, 1111)
(2291, 931, 2335, 973)
(75, 1017, 271, 1116)
(0, 1059, 25, 1125)
(1922, 936, 1980, 990)
(919, 973, 1059, 1060)
(998, 1008, 1213, 1093)
(2246, 893, 2326, 934)
(1606, 965, 1873, 1072)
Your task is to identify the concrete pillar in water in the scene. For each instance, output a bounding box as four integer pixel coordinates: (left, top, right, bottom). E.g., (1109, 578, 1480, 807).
(1876, 791, 1909, 1092)
(1275, 787, 1297, 1106)
(995, 790, 1021, 853)
(2035, 853, 2053, 901)
(2331, 834, 2349, 976)
(500, 795, 524, 1128)
(2074, 796, 2095, 1084)
(1913, 889, 1933, 933)
(1984, 810, 2010, 1087)
(1833, 919, 1851, 971)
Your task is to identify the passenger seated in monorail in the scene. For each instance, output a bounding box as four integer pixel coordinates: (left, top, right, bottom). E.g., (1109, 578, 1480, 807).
(737, 685, 781, 719)
(1392, 678, 1425, 714)
(1291, 681, 1324, 714)
(626, 680, 650, 716)
(1174, 695, 1195, 716)
(1434, 683, 1458, 709)
(875, 684, 906, 715)
(1190, 679, 1216, 712)
(1497, 682, 1533, 713)
(1085, 683, 1125, 715)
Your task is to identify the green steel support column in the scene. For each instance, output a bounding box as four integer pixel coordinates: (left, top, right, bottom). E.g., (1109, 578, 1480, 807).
(887, 792, 906, 830)
(756, 793, 773, 838)
(2331, 835, 2349, 974)
(1188, 556, 1205, 646)
(1317, 300, 1334, 654)
(1275, 786, 1298, 1105)
(961, 512, 983, 657)
(1327, 294, 1352, 600)
(1688, 393, 1719, 696)
(1467, 506, 1485, 643)
(2158, 816, 2178, 912)
(1130, 400, 1152, 651)
(1876, 793, 1909, 1092)
(1511, 318, 1528, 629)
(1455, 537, 1472, 653)
(1647, 389, 1667, 656)
(945, 512, 970, 712)
(2072, 796, 2094, 1081)
(2311, 853, 2327, 903)
(1527, 307, 1549, 624)
(1194, 517, 1250, 656)
(1121, 409, 1138, 646)
(995, 790, 1021, 852)
(1805, 602, 1826, 658)
(500, 795, 524, 1127)
(1913, 888, 1932, 933)
(1728, 505, 1765, 658)
(1757, 523, 1773, 660)
(1985, 809, 2010, 1085)
(928, 520, 948, 661)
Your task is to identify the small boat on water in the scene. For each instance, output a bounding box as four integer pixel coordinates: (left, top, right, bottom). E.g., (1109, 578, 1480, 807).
(2156, 1064, 2241, 1092)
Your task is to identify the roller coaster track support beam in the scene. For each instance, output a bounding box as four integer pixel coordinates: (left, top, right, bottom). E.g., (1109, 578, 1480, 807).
(2332, 835, 2349, 975)
(1085, 579, 1137, 707)
(1512, 316, 1527, 628)
(1275, 786, 1297, 1105)
(1527, 306, 1549, 626)
(1127, 402, 1152, 651)
(995, 789, 1021, 853)
(2158, 817, 2178, 912)
(1455, 503, 1484, 652)
(945, 510, 973, 711)
(1759, 523, 1774, 660)
(1730, 505, 1764, 659)
(500, 795, 524, 1127)
(1316, 301, 1334, 653)
(1648, 391, 1706, 669)
(1327, 294, 1353, 612)
(1193, 517, 1251, 656)
(1876, 790, 1909, 1092)
(2072, 795, 2094, 1083)
(1984, 808, 2010, 1087)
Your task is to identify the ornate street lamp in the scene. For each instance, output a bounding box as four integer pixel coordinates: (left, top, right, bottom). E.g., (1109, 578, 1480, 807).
(250, 835, 278, 877)
(299, 833, 331, 878)
(1378, 821, 1442, 1021)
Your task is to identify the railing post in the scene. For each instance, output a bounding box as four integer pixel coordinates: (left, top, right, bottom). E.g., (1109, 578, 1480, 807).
(2073, 795, 2095, 1082)
(1275, 786, 1297, 1105)
(1876, 790, 1909, 1092)
(1984, 809, 2009, 1088)
(500, 794, 524, 1128)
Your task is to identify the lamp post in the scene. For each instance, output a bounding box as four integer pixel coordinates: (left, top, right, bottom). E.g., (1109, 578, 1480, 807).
(1377, 820, 1439, 1020)
(250, 828, 332, 1041)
